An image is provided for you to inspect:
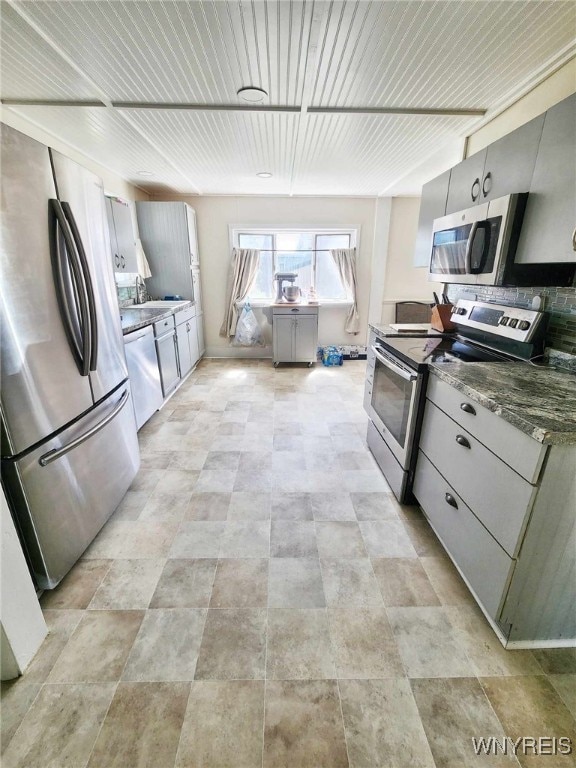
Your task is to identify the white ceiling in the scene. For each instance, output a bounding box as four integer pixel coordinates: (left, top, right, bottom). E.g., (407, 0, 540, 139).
(1, 0, 575, 196)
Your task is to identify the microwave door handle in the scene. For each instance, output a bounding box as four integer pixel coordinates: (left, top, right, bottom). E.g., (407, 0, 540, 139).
(466, 221, 491, 274)
(371, 346, 417, 382)
(61, 202, 99, 372)
(464, 221, 479, 275)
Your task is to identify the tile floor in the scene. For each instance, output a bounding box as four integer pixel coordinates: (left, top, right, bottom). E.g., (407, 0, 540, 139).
(2, 358, 576, 768)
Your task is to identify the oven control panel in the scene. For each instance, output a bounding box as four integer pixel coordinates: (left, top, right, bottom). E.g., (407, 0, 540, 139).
(451, 299, 546, 343)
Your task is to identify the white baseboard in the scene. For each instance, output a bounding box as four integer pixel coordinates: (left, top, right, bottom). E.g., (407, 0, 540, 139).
(505, 638, 576, 650)
(205, 345, 273, 359)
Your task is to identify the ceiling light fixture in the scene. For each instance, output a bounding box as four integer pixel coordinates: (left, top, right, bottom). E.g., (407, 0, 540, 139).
(257, 172, 273, 178)
(137, 171, 154, 177)
(237, 86, 268, 103)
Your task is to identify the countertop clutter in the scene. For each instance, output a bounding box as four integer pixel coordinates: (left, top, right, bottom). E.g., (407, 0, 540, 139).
(120, 300, 194, 334)
(430, 361, 576, 445)
(368, 322, 440, 337)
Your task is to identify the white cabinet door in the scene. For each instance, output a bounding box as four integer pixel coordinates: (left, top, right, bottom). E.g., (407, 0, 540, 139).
(185, 205, 200, 266)
(196, 312, 205, 357)
(188, 316, 200, 368)
(294, 315, 317, 362)
(273, 316, 294, 362)
(108, 198, 137, 272)
(192, 268, 202, 313)
(176, 322, 193, 378)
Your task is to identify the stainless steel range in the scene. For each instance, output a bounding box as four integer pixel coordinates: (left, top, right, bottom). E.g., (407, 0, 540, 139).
(364, 299, 548, 503)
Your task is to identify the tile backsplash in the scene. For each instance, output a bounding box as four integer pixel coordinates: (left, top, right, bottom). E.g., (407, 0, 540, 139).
(446, 284, 576, 357)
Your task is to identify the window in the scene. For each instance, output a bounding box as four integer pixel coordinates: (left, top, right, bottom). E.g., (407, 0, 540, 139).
(233, 228, 356, 301)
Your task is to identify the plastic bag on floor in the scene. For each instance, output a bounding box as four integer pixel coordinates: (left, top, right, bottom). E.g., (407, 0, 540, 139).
(232, 301, 265, 346)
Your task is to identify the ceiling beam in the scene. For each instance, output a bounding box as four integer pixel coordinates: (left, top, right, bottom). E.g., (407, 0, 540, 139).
(113, 102, 300, 113)
(1, 98, 486, 118)
(308, 106, 486, 117)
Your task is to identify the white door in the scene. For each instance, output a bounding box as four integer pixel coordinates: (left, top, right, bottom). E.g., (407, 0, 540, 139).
(294, 316, 317, 362)
(274, 316, 294, 362)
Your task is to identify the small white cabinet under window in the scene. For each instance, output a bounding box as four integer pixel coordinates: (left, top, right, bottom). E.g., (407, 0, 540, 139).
(272, 305, 318, 366)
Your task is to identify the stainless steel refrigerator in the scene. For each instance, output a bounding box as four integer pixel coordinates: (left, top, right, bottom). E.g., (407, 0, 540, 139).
(0, 125, 140, 589)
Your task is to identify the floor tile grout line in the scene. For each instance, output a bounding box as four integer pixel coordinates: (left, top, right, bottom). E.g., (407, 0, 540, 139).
(473, 677, 526, 768)
(335, 679, 352, 768)
(80, 680, 120, 768)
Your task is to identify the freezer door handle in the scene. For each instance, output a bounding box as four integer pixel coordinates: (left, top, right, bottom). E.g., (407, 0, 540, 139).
(38, 388, 130, 467)
(49, 199, 91, 376)
(61, 201, 99, 372)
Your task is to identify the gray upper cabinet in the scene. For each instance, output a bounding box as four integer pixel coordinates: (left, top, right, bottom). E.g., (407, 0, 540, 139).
(413, 170, 451, 267)
(515, 94, 576, 264)
(105, 197, 138, 272)
(445, 114, 543, 212)
(445, 149, 487, 213)
(136, 202, 198, 300)
(480, 114, 545, 203)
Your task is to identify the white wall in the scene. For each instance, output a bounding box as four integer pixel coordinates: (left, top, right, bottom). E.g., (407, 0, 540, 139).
(152, 194, 378, 356)
(380, 197, 442, 325)
(0, 107, 148, 202)
(466, 57, 576, 156)
(1, 490, 47, 680)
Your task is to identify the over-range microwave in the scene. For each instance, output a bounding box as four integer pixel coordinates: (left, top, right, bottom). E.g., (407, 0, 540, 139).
(428, 193, 575, 286)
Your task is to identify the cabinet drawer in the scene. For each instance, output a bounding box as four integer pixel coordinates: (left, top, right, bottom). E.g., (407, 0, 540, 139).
(272, 305, 318, 316)
(427, 376, 546, 483)
(413, 451, 514, 619)
(174, 305, 196, 326)
(420, 401, 536, 556)
(153, 315, 175, 337)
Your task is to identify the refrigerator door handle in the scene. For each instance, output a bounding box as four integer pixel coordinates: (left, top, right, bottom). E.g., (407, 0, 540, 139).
(38, 388, 130, 467)
(49, 199, 91, 376)
(61, 201, 99, 372)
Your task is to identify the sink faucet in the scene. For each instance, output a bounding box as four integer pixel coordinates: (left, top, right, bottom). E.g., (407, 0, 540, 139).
(134, 275, 147, 304)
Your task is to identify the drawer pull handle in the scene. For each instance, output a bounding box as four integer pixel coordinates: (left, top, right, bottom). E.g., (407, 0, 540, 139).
(460, 402, 476, 415)
(456, 434, 471, 449)
(445, 493, 459, 509)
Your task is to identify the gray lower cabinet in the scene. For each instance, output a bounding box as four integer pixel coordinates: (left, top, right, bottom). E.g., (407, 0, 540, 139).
(516, 94, 576, 264)
(154, 316, 179, 397)
(175, 307, 199, 379)
(414, 374, 575, 646)
(273, 306, 318, 365)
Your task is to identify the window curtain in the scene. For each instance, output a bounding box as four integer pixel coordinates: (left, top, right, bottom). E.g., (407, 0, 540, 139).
(331, 247, 360, 334)
(219, 248, 260, 338)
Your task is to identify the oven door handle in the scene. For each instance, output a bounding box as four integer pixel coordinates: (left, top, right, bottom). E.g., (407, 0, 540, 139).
(372, 346, 417, 382)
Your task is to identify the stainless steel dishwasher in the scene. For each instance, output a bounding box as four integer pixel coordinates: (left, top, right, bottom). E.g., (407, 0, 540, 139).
(123, 325, 164, 429)
(153, 316, 180, 397)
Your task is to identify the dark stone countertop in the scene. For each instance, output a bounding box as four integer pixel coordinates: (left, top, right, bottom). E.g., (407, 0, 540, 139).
(429, 361, 576, 445)
(120, 301, 194, 335)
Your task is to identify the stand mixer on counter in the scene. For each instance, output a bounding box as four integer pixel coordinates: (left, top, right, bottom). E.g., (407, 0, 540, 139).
(274, 272, 301, 303)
